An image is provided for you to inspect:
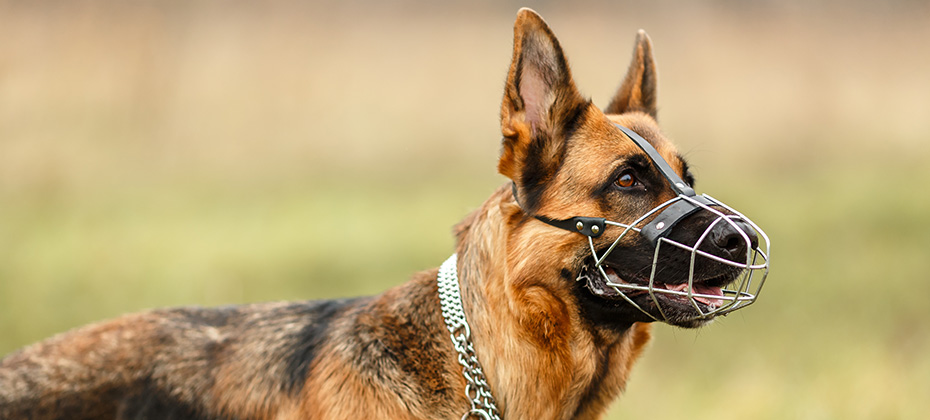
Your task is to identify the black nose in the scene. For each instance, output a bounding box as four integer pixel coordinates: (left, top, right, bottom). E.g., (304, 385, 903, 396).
(710, 219, 759, 260)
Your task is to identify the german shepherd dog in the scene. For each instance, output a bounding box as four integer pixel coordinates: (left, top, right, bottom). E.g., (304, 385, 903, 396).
(0, 8, 769, 420)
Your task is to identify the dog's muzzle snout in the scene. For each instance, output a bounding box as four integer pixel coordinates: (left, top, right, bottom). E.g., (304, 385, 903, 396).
(511, 123, 771, 324)
(593, 193, 770, 323)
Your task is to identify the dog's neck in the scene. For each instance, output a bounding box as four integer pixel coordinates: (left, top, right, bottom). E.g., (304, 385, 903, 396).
(450, 184, 652, 420)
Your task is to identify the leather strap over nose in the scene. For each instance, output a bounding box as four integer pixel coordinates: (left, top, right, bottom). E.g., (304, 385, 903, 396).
(613, 124, 694, 197)
(638, 194, 716, 244)
(511, 123, 716, 246)
(613, 124, 716, 246)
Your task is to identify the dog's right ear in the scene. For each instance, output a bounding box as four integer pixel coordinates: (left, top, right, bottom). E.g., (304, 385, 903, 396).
(499, 8, 588, 211)
(604, 30, 657, 118)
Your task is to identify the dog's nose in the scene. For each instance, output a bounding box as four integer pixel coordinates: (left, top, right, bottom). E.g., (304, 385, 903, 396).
(709, 219, 759, 260)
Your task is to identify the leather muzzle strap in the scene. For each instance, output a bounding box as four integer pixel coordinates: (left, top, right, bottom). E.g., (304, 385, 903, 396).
(613, 124, 693, 196)
(613, 124, 716, 244)
(511, 182, 607, 237)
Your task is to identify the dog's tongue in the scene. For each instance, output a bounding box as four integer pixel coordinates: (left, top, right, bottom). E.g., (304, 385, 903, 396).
(601, 267, 724, 307)
(666, 283, 724, 307)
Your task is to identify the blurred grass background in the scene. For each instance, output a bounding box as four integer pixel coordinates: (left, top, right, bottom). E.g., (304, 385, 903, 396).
(1, 0, 929, 418)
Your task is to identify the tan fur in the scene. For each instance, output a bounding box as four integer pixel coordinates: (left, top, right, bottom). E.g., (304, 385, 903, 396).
(454, 187, 653, 418)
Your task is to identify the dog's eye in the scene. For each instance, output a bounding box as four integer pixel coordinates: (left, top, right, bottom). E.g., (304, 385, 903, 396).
(615, 172, 638, 189)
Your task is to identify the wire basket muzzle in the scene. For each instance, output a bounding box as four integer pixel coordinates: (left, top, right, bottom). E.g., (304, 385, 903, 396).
(593, 194, 770, 323)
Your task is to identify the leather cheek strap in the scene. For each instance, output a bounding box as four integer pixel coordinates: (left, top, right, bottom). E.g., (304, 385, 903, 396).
(510, 182, 607, 238)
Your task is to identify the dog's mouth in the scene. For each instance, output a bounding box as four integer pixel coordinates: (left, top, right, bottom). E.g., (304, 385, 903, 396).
(577, 256, 742, 327)
(592, 265, 726, 305)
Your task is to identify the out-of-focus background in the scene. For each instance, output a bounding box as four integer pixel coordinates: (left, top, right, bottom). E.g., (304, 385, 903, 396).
(1, 0, 928, 418)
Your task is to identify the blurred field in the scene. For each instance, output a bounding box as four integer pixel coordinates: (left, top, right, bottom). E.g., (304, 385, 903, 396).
(1, 0, 929, 418)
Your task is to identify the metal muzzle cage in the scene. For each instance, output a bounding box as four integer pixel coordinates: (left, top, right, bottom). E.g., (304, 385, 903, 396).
(588, 193, 770, 322)
(514, 123, 770, 324)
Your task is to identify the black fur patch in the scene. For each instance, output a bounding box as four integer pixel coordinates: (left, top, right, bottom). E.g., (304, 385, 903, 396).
(281, 298, 361, 394)
(175, 306, 239, 328)
(378, 313, 453, 404)
(571, 342, 613, 418)
(518, 98, 586, 214)
(572, 279, 640, 333)
(1, 389, 122, 420)
(117, 382, 238, 420)
(559, 99, 590, 141)
(338, 281, 455, 408)
(518, 133, 557, 213)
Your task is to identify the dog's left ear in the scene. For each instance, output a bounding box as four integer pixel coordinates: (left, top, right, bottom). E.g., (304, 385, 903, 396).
(499, 8, 588, 210)
(605, 30, 657, 118)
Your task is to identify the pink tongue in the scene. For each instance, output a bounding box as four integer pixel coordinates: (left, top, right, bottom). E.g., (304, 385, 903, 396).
(692, 284, 724, 307)
(666, 283, 724, 307)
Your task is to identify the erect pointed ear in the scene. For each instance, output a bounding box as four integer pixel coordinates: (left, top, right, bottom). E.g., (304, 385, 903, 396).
(605, 30, 658, 118)
(499, 8, 588, 210)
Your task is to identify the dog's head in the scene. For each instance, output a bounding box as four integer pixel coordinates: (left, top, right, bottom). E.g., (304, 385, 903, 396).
(498, 9, 768, 329)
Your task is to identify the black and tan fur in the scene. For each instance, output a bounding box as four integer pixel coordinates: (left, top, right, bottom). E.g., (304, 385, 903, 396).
(1, 9, 748, 419)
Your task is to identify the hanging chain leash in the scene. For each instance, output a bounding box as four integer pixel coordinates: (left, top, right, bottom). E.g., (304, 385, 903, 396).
(437, 254, 503, 420)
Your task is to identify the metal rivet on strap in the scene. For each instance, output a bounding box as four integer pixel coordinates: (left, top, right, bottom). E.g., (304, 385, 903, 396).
(576, 221, 585, 231)
(656, 221, 666, 230)
(590, 225, 600, 235)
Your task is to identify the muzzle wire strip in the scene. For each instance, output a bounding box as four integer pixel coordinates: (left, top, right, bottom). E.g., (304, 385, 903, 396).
(586, 235, 660, 321)
(592, 193, 770, 322)
(593, 195, 680, 267)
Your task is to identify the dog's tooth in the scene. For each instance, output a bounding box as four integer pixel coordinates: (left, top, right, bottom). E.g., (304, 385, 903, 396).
(603, 269, 626, 285)
(666, 283, 689, 292)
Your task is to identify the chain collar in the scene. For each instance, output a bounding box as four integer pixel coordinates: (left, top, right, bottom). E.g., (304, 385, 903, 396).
(437, 254, 502, 420)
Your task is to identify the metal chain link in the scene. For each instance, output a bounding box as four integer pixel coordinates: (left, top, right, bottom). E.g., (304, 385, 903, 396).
(437, 254, 502, 420)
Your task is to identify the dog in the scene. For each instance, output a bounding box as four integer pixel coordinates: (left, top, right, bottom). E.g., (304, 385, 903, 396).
(0, 8, 769, 420)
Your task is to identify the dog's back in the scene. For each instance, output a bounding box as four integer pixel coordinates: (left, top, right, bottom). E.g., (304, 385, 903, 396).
(0, 301, 346, 419)
(1, 299, 356, 419)
(0, 267, 468, 420)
